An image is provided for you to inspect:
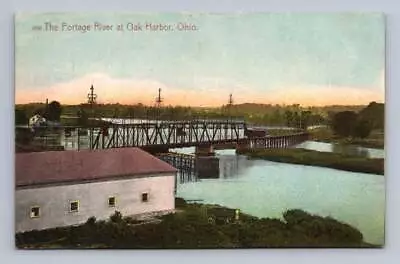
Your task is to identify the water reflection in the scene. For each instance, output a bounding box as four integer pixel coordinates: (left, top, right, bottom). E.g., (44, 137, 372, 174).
(176, 157, 385, 245)
(170, 146, 384, 245)
(296, 141, 385, 159)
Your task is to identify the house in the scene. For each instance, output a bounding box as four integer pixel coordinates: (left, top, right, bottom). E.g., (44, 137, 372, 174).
(28, 114, 46, 128)
(15, 148, 178, 233)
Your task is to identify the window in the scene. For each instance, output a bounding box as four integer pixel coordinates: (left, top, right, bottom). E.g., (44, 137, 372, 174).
(69, 201, 79, 212)
(30, 206, 40, 218)
(141, 192, 149, 202)
(108, 196, 116, 207)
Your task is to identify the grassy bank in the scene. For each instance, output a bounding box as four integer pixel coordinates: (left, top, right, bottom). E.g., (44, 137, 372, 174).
(16, 198, 375, 249)
(267, 129, 303, 136)
(309, 127, 384, 149)
(237, 148, 384, 175)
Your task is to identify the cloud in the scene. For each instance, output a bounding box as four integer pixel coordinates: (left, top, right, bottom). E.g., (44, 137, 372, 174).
(15, 72, 384, 106)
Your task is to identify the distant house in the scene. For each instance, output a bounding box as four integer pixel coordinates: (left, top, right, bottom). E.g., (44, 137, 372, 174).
(15, 148, 177, 233)
(28, 114, 46, 128)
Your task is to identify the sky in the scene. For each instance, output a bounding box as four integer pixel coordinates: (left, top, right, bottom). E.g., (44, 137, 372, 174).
(15, 13, 385, 107)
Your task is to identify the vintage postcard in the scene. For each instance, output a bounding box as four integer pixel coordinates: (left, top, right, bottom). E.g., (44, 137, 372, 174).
(14, 13, 385, 249)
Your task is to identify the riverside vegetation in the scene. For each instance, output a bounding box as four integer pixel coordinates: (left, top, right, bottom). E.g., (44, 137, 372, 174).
(237, 148, 384, 175)
(16, 198, 375, 249)
(310, 127, 384, 149)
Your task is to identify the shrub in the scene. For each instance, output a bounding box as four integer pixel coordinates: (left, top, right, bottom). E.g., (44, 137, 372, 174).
(86, 216, 97, 225)
(109, 211, 123, 223)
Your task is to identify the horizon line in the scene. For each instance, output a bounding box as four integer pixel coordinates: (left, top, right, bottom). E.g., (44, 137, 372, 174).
(15, 101, 384, 108)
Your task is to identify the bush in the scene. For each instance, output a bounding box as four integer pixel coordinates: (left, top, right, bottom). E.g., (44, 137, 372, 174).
(85, 216, 97, 226)
(353, 119, 373, 139)
(331, 111, 358, 137)
(175, 197, 187, 208)
(15, 203, 368, 249)
(109, 211, 123, 223)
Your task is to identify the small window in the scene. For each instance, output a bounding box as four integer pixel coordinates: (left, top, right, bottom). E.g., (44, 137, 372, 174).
(30, 206, 40, 218)
(69, 201, 79, 212)
(141, 193, 149, 202)
(108, 196, 116, 207)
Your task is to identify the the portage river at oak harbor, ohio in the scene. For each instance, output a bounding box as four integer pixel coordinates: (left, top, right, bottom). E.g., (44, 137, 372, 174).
(173, 143, 385, 245)
(56, 122, 384, 245)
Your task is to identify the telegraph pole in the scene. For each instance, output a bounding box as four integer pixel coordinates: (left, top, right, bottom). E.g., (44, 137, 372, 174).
(87, 84, 97, 149)
(155, 88, 163, 121)
(228, 93, 233, 120)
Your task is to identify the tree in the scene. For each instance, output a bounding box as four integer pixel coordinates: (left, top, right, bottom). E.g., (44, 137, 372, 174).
(353, 119, 373, 139)
(358, 102, 384, 130)
(284, 110, 293, 127)
(331, 111, 358, 137)
(300, 110, 312, 129)
(46, 101, 62, 121)
(15, 108, 28, 125)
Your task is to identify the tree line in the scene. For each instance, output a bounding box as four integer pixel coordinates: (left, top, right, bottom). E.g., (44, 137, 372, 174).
(15, 101, 383, 133)
(15, 102, 328, 128)
(330, 102, 384, 138)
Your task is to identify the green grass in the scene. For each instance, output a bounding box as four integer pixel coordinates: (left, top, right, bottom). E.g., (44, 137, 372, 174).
(16, 198, 376, 249)
(237, 148, 384, 175)
(267, 129, 303, 136)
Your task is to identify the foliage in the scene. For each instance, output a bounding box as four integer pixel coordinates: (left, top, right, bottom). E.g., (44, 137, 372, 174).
(358, 102, 384, 130)
(15, 202, 372, 249)
(46, 101, 62, 121)
(15, 103, 330, 127)
(328, 102, 383, 141)
(238, 148, 384, 175)
(331, 111, 358, 137)
(14, 101, 382, 131)
(86, 216, 97, 226)
(109, 211, 123, 223)
(353, 119, 373, 139)
(15, 108, 28, 125)
(175, 197, 188, 208)
(310, 126, 384, 149)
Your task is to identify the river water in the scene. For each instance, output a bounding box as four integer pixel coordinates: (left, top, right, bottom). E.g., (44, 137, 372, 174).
(44, 123, 385, 245)
(296, 140, 385, 159)
(172, 146, 385, 245)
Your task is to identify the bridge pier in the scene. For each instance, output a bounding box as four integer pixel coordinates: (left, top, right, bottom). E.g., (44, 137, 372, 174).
(195, 145, 215, 156)
(196, 156, 220, 179)
(236, 141, 250, 153)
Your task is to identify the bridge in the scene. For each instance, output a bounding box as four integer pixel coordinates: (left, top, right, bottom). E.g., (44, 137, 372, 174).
(90, 119, 248, 152)
(71, 119, 308, 152)
(19, 118, 310, 153)
(18, 86, 311, 153)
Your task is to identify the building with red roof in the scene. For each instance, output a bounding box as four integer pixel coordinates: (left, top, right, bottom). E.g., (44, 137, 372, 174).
(15, 148, 178, 233)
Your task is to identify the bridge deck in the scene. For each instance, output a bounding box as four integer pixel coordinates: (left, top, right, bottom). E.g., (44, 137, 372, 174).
(17, 120, 309, 151)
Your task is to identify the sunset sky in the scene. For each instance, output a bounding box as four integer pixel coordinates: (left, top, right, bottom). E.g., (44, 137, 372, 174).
(15, 13, 385, 107)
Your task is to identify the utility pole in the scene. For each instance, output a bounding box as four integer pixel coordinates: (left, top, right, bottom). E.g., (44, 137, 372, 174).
(228, 93, 233, 121)
(87, 84, 97, 149)
(45, 98, 49, 119)
(155, 88, 163, 122)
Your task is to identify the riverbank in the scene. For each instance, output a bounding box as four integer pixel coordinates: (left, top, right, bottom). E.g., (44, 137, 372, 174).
(309, 127, 384, 149)
(237, 148, 384, 175)
(16, 198, 376, 249)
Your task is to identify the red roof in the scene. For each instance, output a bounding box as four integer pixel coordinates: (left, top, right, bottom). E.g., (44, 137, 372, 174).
(15, 148, 177, 187)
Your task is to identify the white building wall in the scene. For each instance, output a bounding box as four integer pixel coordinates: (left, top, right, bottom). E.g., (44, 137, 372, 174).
(15, 174, 175, 233)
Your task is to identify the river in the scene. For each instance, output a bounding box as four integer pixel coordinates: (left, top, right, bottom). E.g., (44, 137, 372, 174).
(172, 146, 385, 246)
(41, 122, 385, 245)
(296, 140, 385, 159)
